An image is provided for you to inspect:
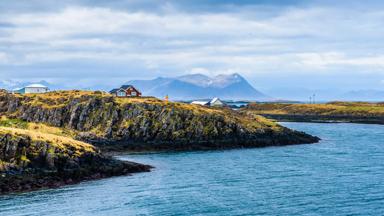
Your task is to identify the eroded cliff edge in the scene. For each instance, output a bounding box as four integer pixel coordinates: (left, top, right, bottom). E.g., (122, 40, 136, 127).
(0, 90, 320, 151)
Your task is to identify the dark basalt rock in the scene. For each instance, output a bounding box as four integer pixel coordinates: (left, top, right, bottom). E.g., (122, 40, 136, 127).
(257, 114, 384, 125)
(0, 131, 152, 195)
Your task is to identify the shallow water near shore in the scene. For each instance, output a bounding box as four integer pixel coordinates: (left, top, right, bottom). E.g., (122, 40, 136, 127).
(1, 122, 384, 215)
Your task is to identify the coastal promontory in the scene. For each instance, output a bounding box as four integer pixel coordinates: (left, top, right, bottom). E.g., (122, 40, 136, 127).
(0, 90, 319, 151)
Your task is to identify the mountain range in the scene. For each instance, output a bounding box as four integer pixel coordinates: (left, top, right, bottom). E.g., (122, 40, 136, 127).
(2, 76, 383, 102)
(126, 73, 269, 101)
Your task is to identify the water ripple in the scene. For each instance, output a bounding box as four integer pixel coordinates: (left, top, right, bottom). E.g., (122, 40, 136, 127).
(1, 123, 384, 215)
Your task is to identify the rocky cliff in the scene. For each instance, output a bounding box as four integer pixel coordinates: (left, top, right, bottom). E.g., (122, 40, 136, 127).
(0, 90, 319, 151)
(0, 126, 151, 194)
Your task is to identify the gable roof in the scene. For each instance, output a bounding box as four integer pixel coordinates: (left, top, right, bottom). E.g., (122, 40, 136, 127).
(121, 85, 141, 93)
(120, 85, 133, 90)
(210, 97, 223, 104)
(110, 85, 141, 94)
(109, 88, 120, 94)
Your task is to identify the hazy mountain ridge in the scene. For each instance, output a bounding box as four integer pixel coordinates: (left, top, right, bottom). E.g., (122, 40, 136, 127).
(2, 77, 382, 102)
(340, 90, 384, 101)
(126, 73, 269, 100)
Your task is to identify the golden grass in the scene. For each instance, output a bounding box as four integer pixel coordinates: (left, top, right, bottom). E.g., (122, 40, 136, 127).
(3, 90, 283, 136)
(1, 116, 77, 138)
(10, 90, 225, 115)
(27, 122, 77, 137)
(0, 127, 96, 155)
(13, 90, 110, 109)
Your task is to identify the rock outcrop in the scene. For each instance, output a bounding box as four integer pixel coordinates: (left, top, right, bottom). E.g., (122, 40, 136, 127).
(0, 90, 319, 151)
(0, 127, 151, 194)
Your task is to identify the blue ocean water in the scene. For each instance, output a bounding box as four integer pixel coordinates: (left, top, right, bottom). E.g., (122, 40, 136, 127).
(1, 123, 384, 216)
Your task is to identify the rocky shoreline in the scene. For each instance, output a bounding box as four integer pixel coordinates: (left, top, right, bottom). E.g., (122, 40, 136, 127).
(0, 160, 151, 195)
(89, 129, 319, 153)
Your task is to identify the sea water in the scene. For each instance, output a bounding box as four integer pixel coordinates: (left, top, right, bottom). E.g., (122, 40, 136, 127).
(1, 123, 384, 215)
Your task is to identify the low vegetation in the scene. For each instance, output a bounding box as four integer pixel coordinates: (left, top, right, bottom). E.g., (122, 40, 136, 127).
(0, 116, 76, 137)
(244, 102, 384, 116)
(243, 102, 384, 124)
(0, 90, 319, 151)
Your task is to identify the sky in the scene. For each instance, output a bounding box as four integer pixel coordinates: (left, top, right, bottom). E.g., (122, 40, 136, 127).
(1, 0, 384, 98)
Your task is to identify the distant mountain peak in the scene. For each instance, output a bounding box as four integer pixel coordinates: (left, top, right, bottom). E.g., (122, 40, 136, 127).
(175, 73, 247, 88)
(127, 73, 269, 100)
(177, 73, 212, 87)
(211, 73, 245, 88)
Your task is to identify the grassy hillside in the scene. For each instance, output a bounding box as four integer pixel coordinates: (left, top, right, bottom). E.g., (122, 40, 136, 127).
(0, 90, 319, 151)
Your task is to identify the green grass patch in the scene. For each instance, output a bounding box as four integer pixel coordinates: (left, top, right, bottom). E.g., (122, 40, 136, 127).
(0, 117, 28, 129)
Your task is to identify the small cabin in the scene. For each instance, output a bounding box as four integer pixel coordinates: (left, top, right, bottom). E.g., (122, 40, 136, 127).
(110, 85, 142, 97)
(13, 84, 49, 94)
(191, 97, 225, 107)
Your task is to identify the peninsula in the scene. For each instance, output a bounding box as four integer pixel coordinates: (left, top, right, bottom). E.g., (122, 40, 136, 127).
(0, 90, 319, 194)
(0, 90, 319, 151)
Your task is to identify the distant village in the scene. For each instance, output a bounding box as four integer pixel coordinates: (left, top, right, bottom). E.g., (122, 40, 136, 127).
(9, 83, 226, 107)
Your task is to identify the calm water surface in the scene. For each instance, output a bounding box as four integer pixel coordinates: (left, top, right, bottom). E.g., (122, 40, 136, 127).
(1, 123, 384, 215)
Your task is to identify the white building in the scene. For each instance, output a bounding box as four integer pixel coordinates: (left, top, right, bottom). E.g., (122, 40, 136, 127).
(13, 84, 49, 94)
(191, 97, 225, 107)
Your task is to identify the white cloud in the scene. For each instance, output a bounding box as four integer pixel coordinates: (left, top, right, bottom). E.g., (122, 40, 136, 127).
(0, 52, 9, 64)
(296, 52, 384, 69)
(1, 5, 384, 81)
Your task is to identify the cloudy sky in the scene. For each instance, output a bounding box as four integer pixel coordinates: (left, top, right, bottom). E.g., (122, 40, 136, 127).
(1, 0, 384, 97)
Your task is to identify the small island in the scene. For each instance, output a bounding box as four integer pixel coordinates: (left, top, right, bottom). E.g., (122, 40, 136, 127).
(0, 90, 319, 194)
(242, 102, 384, 124)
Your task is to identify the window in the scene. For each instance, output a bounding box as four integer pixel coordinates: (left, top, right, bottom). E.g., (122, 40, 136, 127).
(117, 91, 126, 97)
(131, 91, 137, 96)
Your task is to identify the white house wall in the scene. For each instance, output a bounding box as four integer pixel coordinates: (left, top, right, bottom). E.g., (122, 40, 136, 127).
(24, 87, 48, 94)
